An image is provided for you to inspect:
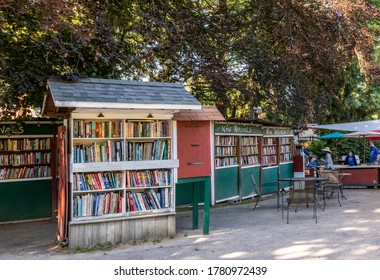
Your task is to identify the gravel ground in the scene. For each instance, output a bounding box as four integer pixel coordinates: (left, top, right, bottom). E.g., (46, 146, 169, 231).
(1, 188, 380, 260)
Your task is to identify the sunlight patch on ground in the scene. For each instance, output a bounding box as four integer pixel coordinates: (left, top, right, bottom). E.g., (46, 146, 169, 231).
(273, 244, 330, 260)
(355, 219, 371, 224)
(194, 237, 209, 243)
(351, 245, 379, 256)
(372, 208, 380, 213)
(293, 239, 325, 244)
(335, 227, 369, 232)
(313, 248, 335, 257)
(183, 256, 204, 260)
(185, 234, 207, 239)
(220, 251, 249, 259)
(343, 209, 359, 213)
(210, 241, 224, 246)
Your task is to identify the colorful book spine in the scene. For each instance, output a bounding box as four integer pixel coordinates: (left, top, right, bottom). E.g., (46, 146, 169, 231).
(73, 172, 122, 191)
(73, 191, 122, 217)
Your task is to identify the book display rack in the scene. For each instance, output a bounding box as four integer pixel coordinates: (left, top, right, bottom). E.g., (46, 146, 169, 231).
(279, 136, 293, 163)
(261, 137, 278, 166)
(213, 123, 294, 201)
(0, 121, 58, 223)
(214, 135, 238, 168)
(0, 137, 52, 180)
(261, 127, 294, 195)
(240, 136, 260, 166)
(214, 122, 263, 202)
(71, 118, 175, 222)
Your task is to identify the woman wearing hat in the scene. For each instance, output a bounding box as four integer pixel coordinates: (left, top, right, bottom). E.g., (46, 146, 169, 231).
(321, 147, 334, 170)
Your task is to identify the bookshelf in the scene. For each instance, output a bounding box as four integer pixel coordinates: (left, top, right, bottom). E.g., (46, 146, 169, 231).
(261, 137, 278, 166)
(0, 120, 58, 223)
(214, 122, 262, 202)
(70, 117, 175, 222)
(279, 136, 293, 163)
(0, 137, 52, 180)
(240, 136, 260, 166)
(261, 127, 294, 195)
(214, 135, 238, 168)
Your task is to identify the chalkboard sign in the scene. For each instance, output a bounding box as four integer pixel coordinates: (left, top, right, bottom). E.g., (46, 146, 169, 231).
(0, 121, 59, 136)
(214, 122, 262, 135)
(263, 127, 293, 136)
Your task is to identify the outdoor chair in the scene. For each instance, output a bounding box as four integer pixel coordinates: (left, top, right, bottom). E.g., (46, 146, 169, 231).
(249, 173, 261, 210)
(318, 170, 344, 207)
(249, 173, 287, 217)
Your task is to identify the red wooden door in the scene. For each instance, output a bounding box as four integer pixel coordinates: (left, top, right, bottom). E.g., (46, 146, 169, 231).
(177, 121, 211, 178)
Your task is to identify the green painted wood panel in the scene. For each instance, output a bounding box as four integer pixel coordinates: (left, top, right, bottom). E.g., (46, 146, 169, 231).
(215, 166, 239, 202)
(240, 166, 260, 198)
(175, 177, 210, 206)
(261, 167, 279, 195)
(279, 163, 294, 189)
(0, 179, 52, 222)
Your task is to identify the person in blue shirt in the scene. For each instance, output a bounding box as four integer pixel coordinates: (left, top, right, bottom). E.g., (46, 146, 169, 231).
(307, 155, 319, 167)
(299, 143, 311, 157)
(368, 141, 380, 165)
(344, 150, 358, 166)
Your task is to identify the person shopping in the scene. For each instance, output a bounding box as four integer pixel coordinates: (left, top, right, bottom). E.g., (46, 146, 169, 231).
(299, 143, 311, 157)
(321, 147, 334, 170)
(307, 155, 319, 167)
(368, 141, 380, 165)
(344, 150, 358, 166)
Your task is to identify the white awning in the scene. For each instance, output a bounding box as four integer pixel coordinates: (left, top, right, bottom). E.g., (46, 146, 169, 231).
(314, 120, 380, 132)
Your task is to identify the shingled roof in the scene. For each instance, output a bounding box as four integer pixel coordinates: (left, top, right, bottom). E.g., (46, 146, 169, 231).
(173, 105, 225, 121)
(42, 77, 201, 116)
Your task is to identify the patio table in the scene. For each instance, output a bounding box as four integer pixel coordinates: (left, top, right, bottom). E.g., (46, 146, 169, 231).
(278, 177, 329, 224)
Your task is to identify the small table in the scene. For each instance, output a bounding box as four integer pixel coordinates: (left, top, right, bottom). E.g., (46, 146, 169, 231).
(278, 177, 330, 224)
(176, 177, 210, 235)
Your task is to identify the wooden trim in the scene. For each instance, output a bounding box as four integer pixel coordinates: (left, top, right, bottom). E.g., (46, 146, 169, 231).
(0, 217, 51, 225)
(69, 211, 175, 225)
(72, 159, 179, 172)
(55, 101, 201, 110)
(0, 177, 53, 183)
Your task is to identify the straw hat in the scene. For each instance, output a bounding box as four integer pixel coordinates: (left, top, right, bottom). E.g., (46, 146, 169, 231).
(321, 147, 332, 153)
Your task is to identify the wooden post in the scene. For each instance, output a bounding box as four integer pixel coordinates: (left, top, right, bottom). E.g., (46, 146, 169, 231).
(51, 127, 58, 220)
(57, 126, 68, 244)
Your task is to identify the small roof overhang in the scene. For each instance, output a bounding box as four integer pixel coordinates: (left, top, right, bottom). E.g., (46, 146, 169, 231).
(42, 77, 201, 117)
(172, 105, 225, 121)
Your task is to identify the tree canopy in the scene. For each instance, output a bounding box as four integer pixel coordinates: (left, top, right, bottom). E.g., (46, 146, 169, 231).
(1, 0, 380, 127)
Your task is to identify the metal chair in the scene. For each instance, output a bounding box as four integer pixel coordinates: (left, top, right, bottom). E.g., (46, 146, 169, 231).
(319, 170, 343, 207)
(249, 173, 261, 210)
(250, 173, 287, 217)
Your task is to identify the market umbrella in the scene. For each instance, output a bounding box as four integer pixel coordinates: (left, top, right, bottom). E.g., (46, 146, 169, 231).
(319, 132, 346, 139)
(342, 130, 380, 163)
(319, 132, 346, 159)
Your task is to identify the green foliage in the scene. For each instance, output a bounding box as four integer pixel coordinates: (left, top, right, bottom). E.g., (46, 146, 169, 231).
(1, 0, 380, 126)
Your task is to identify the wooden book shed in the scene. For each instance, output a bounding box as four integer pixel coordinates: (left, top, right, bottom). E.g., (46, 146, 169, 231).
(42, 77, 201, 249)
